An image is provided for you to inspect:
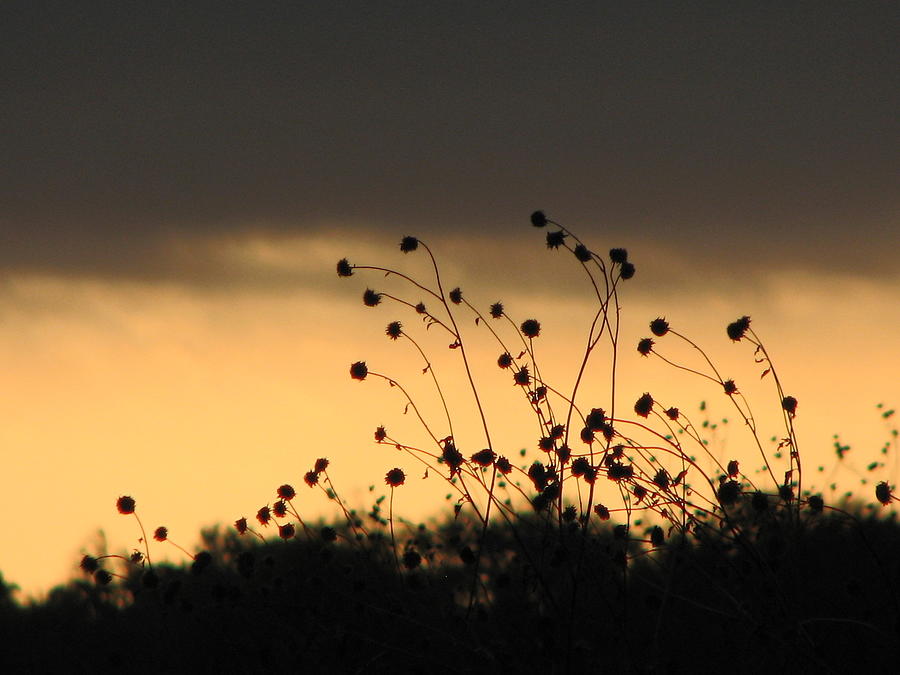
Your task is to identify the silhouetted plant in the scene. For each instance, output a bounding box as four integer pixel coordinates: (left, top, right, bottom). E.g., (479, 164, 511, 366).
(5, 210, 894, 673)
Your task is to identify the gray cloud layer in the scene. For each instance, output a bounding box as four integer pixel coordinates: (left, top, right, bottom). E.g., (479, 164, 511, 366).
(1, 2, 897, 283)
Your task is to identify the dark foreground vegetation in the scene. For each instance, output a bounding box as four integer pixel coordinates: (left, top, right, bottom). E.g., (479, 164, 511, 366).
(2, 505, 900, 673)
(5, 212, 897, 673)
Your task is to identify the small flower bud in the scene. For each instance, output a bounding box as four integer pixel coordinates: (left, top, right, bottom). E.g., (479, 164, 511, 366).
(530, 210, 548, 227)
(726, 316, 751, 341)
(399, 236, 419, 252)
(363, 289, 382, 307)
(521, 319, 541, 338)
(350, 361, 368, 380)
(609, 248, 628, 264)
(385, 468, 406, 487)
(116, 496, 136, 515)
(634, 393, 654, 418)
(336, 258, 353, 277)
(650, 318, 669, 336)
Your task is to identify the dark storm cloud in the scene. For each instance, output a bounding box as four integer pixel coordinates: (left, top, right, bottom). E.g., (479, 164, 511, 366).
(1, 1, 897, 283)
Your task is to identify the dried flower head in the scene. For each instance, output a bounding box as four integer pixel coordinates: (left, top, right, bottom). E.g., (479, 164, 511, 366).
(363, 289, 382, 307)
(278, 523, 296, 540)
(402, 549, 422, 570)
(726, 316, 751, 341)
(779, 484, 794, 503)
(650, 526, 665, 547)
(531, 386, 548, 403)
(374, 425, 387, 442)
(495, 456, 512, 475)
(80, 555, 99, 574)
(386, 321, 403, 340)
(717, 480, 742, 506)
(256, 506, 271, 527)
(546, 230, 566, 249)
(528, 461, 549, 492)
(192, 551, 212, 574)
(782, 396, 798, 416)
(336, 258, 353, 277)
(278, 484, 296, 500)
(130, 551, 144, 564)
(521, 319, 541, 338)
(385, 467, 406, 487)
(556, 444, 571, 463)
(723, 379, 738, 395)
(637, 337, 654, 356)
(653, 469, 670, 490)
(571, 457, 590, 478)
(530, 210, 548, 227)
(449, 287, 463, 304)
(665, 407, 680, 421)
(94, 569, 112, 586)
(415, 302, 426, 314)
(154, 526, 168, 542)
(513, 366, 530, 386)
(272, 500, 288, 518)
(549, 424, 565, 440)
(116, 496, 136, 515)
(620, 262, 635, 279)
(234, 517, 248, 535)
(650, 318, 670, 337)
(441, 442, 464, 475)
(586, 408, 606, 431)
(634, 393, 654, 418)
(607, 462, 634, 482)
(314, 458, 329, 473)
(471, 449, 496, 467)
(399, 236, 419, 253)
(609, 248, 628, 264)
(304, 471, 319, 487)
(489, 302, 504, 319)
(573, 244, 592, 262)
(497, 352, 513, 369)
(594, 504, 610, 520)
(807, 495, 824, 513)
(875, 481, 893, 506)
(727, 460, 740, 478)
(350, 361, 368, 380)
(580, 426, 594, 444)
(600, 422, 615, 442)
(459, 546, 477, 565)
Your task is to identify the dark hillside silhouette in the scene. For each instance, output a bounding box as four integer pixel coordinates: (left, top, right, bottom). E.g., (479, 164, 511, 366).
(1, 507, 899, 672)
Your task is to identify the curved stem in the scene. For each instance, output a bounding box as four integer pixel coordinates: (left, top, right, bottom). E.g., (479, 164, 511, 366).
(132, 512, 152, 569)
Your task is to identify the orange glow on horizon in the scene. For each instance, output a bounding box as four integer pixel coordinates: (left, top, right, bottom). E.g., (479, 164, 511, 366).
(1, 237, 898, 600)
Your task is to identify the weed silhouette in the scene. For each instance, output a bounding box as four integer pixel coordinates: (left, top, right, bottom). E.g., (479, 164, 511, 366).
(2, 212, 898, 673)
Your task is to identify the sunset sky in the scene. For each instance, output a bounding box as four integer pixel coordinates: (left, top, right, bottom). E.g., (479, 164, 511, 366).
(2, 2, 897, 599)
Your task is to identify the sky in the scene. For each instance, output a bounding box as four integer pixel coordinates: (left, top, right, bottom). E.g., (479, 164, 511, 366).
(1, 1, 898, 599)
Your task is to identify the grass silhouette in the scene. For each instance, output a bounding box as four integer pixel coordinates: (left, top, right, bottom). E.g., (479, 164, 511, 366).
(2, 212, 898, 673)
